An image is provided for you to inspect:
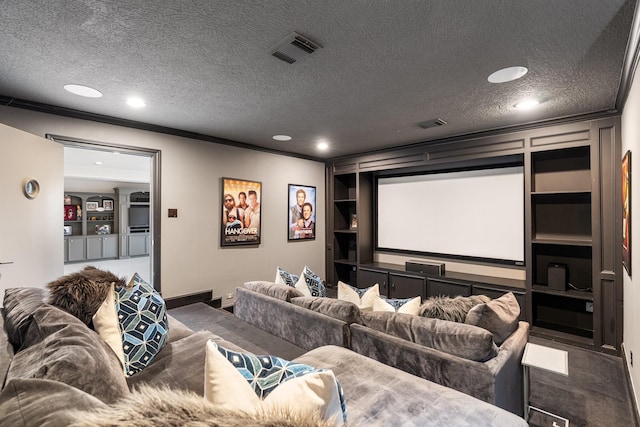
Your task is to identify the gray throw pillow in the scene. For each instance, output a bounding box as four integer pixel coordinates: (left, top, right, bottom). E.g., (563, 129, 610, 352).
(291, 296, 362, 324)
(5, 304, 130, 404)
(360, 311, 498, 362)
(465, 292, 520, 345)
(243, 281, 304, 302)
(2, 287, 48, 347)
(419, 294, 490, 322)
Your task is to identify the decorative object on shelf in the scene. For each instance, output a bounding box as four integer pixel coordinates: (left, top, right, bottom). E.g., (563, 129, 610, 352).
(103, 200, 114, 210)
(86, 201, 99, 211)
(22, 178, 40, 199)
(64, 205, 77, 220)
(288, 184, 316, 241)
(623, 150, 632, 276)
(64, 195, 72, 204)
(221, 177, 262, 246)
(350, 213, 358, 229)
(95, 224, 111, 234)
(63, 226, 73, 236)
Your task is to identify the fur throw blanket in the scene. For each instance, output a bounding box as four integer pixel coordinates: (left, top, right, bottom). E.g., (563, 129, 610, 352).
(69, 385, 339, 427)
(47, 266, 127, 325)
(419, 294, 491, 322)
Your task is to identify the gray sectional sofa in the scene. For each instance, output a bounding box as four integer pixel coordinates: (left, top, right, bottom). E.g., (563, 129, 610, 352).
(234, 281, 529, 416)
(1, 286, 527, 426)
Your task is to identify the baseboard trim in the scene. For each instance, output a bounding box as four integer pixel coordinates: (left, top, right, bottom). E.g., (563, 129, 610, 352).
(621, 343, 640, 426)
(165, 290, 213, 309)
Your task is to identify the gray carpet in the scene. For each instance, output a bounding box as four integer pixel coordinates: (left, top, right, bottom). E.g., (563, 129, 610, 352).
(169, 302, 637, 426)
(527, 335, 637, 427)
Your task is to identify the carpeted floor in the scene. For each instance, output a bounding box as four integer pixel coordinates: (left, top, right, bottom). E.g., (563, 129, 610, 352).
(169, 302, 637, 426)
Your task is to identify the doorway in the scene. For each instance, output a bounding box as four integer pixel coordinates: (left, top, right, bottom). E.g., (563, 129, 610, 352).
(50, 134, 162, 292)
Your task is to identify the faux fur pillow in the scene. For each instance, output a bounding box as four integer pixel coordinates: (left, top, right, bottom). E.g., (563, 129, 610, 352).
(47, 266, 127, 325)
(68, 384, 338, 427)
(419, 294, 490, 323)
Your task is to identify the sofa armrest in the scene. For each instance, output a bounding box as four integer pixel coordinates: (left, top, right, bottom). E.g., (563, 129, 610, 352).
(234, 287, 348, 350)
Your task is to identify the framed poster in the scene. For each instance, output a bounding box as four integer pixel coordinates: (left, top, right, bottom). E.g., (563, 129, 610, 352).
(623, 150, 632, 276)
(288, 184, 316, 241)
(221, 177, 262, 246)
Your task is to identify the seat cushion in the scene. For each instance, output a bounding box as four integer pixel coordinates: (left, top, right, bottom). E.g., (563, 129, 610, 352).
(243, 281, 304, 302)
(291, 296, 362, 324)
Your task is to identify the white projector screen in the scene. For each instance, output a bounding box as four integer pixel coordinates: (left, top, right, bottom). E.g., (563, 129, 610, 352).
(377, 166, 524, 264)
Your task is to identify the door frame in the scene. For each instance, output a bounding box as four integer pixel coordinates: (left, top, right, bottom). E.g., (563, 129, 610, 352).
(47, 134, 162, 292)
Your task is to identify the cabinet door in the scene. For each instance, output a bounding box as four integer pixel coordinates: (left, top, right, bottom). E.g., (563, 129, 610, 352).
(86, 236, 102, 260)
(129, 234, 148, 256)
(102, 235, 118, 258)
(427, 278, 471, 298)
(359, 268, 389, 295)
(67, 237, 86, 262)
(389, 273, 426, 300)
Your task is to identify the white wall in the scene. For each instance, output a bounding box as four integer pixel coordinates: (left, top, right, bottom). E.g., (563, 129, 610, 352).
(622, 66, 640, 409)
(0, 106, 326, 302)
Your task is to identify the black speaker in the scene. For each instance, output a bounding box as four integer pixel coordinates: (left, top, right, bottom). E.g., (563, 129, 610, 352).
(548, 263, 567, 290)
(406, 261, 445, 276)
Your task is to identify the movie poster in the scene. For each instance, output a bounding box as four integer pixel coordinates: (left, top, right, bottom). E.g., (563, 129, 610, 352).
(221, 178, 262, 246)
(288, 184, 316, 241)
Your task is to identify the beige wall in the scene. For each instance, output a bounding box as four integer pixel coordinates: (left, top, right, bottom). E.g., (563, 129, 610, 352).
(0, 106, 326, 303)
(622, 67, 640, 409)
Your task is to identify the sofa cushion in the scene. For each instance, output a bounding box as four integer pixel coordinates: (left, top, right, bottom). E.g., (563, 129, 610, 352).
(0, 378, 108, 427)
(291, 296, 362, 324)
(2, 287, 47, 347)
(372, 295, 421, 315)
(465, 292, 520, 345)
(5, 304, 129, 404)
(274, 266, 300, 287)
(243, 281, 304, 302)
(419, 294, 490, 322)
(46, 266, 127, 325)
(294, 266, 327, 297)
(92, 273, 169, 377)
(360, 311, 498, 362)
(337, 282, 379, 311)
(205, 340, 346, 425)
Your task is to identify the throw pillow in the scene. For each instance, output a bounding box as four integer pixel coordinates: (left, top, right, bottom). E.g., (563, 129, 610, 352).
(92, 273, 169, 376)
(67, 384, 337, 427)
(274, 266, 300, 287)
(5, 305, 130, 404)
(2, 287, 48, 347)
(46, 266, 127, 325)
(465, 292, 520, 345)
(205, 340, 347, 426)
(419, 294, 491, 322)
(372, 295, 421, 315)
(294, 266, 327, 297)
(337, 281, 379, 311)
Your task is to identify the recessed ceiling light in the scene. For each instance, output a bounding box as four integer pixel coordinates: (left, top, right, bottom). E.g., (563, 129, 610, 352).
(63, 84, 103, 98)
(514, 99, 540, 110)
(488, 66, 528, 83)
(126, 97, 146, 108)
(317, 141, 329, 151)
(95, 161, 103, 165)
(272, 134, 292, 141)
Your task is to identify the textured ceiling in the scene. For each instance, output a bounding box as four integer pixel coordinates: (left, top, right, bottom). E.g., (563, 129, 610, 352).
(0, 1, 637, 159)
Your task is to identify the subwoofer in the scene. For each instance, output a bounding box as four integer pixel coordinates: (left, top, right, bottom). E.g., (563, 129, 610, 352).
(548, 263, 567, 290)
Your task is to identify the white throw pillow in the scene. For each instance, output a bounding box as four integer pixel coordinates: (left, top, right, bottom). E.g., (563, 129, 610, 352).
(294, 266, 326, 297)
(372, 295, 421, 315)
(337, 281, 379, 311)
(204, 340, 346, 425)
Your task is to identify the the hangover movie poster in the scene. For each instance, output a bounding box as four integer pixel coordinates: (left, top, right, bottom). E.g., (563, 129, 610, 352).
(221, 178, 262, 246)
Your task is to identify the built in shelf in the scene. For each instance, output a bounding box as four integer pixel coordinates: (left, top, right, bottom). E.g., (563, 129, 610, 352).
(334, 229, 357, 234)
(532, 285, 593, 301)
(531, 236, 592, 246)
(334, 259, 357, 266)
(531, 326, 594, 347)
(334, 199, 357, 203)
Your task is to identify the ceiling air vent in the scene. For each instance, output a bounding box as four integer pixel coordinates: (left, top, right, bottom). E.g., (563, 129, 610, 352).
(270, 32, 322, 64)
(418, 118, 447, 129)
